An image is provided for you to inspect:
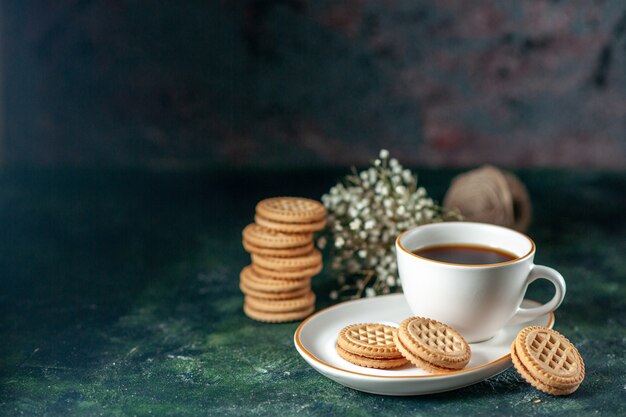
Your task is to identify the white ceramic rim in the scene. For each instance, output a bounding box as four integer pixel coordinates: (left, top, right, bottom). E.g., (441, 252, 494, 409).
(294, 294, 555, 380)
(396, 221, 536, 268)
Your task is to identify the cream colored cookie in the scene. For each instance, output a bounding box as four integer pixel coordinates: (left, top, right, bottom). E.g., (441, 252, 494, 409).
(243, 239, 314, 257)
(396, 317, 471, 372)
(255, 215, 326, 233)
(244, 291, 315, 313)
(252, 263, 322, 280)
(511, 326, 584, 395)
(337, 323, 404, 359)
(239, 280, 310, 300)
(394, 333, 455, 373)
(242, 223, 312, 249)
(240, 266, 310, 293)
(256, 197, 326, 223)
(336, 345, 408, 369)
(251, 250, 322, 271)
(243, 303, 314, 323)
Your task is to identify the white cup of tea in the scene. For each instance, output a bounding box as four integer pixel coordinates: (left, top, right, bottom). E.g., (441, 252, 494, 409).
(395, 222, 566, 343)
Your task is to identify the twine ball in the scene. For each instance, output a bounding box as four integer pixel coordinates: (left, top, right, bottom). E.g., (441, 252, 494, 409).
(443, 165, 532, 232)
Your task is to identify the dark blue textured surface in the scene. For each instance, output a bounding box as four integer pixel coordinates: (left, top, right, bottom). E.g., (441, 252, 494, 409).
(0, 168, 624, 416)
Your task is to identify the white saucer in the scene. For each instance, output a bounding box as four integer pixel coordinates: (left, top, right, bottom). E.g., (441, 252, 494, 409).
(294, 294, 554, 396)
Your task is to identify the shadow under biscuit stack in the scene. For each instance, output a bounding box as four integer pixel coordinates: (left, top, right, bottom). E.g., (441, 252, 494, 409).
(240, 197, 326, 323)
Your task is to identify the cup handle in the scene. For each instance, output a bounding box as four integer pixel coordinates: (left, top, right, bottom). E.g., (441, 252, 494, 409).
(508, 265, 566, 325)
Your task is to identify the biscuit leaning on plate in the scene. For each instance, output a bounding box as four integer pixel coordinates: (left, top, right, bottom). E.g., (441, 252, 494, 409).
(336, 323, 408, 369)
(511, 326, 585, 395)
(394, 317, 471, 372)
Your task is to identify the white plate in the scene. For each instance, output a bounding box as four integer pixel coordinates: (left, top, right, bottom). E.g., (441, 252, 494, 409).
(294, 294, 554, 396)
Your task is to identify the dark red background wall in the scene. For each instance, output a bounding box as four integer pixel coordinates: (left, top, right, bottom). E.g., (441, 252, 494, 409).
(2, 1, 625, 169)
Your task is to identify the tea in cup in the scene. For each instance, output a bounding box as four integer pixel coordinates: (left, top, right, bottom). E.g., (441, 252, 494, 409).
(396, 222, 566, 343)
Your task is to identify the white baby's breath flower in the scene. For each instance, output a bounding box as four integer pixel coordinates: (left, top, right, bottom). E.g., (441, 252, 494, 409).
(349, 218, 362, 230)
(321, 149, 447, 300)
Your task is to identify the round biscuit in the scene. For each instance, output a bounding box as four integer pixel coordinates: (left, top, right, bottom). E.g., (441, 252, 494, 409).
(251, 250, 321, 272)
(394, 332, 456, 373)
(252, 263, 322, 280)
(243, 239, 314, 257)
(511, 341, 580, 395)
(242, 223, 312, 249)
(514, 326, 584, 392)
(397, 316, 471, 370)
(255, 214, 326, 233)
(240, 266, 310, 293)
(244, 291, 315, 313)
(243, 303, 314, 323)
(337, 323, 404, 359)
(336, 345, 408, 369)
(256, 197, 326, 223)
(239, 280, 310, 300)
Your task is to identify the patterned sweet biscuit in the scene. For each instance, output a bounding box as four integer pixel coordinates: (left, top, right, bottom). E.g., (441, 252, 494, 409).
(242, 223, 312, 249)
(239, 280, 310, 300)
(240, 266, 310, 293)
(511, 326, 584, 395)
(396, 317, 471, 372)
(244, 291, 315, 313)
(243, 239, 314, 257)
(511, 342, 577, 395)
(255, 215, 326, 233)
(243, 303, 314, 323)
(394, 333, 454, 373)
(256, 197, 326, 224)
(336, 345, 408, 369)
(337, 323, 404, 359)
(251, 250, 322, 272)
(252, 263, 322, 280)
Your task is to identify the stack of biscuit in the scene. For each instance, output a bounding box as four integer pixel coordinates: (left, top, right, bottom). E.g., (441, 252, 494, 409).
(240, 197, 326, 323)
